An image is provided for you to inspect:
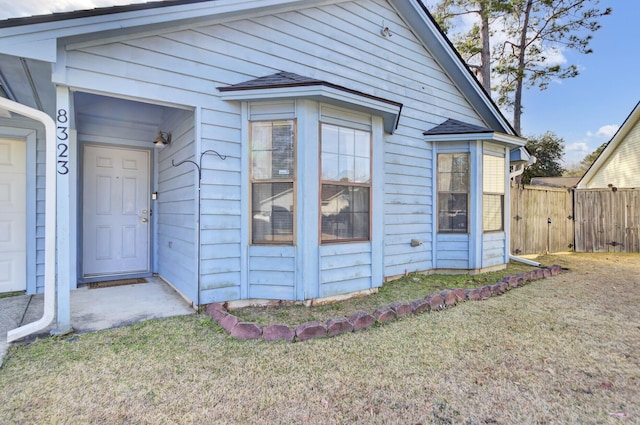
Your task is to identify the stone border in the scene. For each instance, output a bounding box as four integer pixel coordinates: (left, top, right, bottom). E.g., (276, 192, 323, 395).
(204, 265, 562, 342)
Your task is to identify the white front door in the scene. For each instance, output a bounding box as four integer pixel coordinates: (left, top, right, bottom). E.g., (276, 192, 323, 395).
(0, 138, 26, 293)
(83, 145, 150, 277)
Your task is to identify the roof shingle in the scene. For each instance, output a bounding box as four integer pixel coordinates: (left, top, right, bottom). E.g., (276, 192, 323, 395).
(423, 118, 493, 135)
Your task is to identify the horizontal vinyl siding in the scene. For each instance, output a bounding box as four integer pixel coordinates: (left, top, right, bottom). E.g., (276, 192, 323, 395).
(586, 120, 640, 189)
(435, 234, 470, 269)
(248, 245, 296, 300)
(199, 104, 243, 303)
(482, 231, 506, 268)
(384, 138, 433, 276)
(319, 243, 372, 297)
(62, 0, 488, 300)
(156, 109, 198, 302)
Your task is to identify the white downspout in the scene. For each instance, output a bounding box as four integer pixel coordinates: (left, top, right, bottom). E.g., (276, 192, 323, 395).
(3, 98, 56, 343)
(509, 254, 541, 267)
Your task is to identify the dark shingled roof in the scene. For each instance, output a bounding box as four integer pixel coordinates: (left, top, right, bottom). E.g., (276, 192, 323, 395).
(0, 0, 212, 28)
(423, 118, 493, 135)
(218, 72, 326, 91)
(218, 71, 402, 110)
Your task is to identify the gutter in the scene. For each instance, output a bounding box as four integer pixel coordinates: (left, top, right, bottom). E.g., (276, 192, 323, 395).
(2, 97, 56, 342)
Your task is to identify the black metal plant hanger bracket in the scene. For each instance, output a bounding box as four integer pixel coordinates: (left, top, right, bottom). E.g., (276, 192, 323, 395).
(171, 149, 227, 309)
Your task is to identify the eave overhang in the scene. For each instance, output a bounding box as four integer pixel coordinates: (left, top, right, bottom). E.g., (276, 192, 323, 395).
(424, 131, 526, 147)
(218, 74, 403, 134)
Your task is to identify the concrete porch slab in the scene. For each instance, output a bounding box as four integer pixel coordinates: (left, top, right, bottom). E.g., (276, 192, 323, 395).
(1, 277, 195, 366)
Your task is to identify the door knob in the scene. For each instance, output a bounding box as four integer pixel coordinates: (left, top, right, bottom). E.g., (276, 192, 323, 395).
(141, 217, 148, 223)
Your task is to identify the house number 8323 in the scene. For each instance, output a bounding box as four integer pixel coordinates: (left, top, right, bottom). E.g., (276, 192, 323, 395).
(57, 108, 69, 175)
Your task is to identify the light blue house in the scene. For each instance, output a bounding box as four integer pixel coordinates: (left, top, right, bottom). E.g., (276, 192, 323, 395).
(0, 0, 525, 330)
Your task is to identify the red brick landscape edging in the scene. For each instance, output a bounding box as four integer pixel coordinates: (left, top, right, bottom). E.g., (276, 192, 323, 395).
(204, 265, 563, 342)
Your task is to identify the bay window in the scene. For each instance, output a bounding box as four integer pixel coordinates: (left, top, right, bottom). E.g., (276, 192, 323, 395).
(250, 120, 295, 244)
(437, 153, 469, 232)
(483, 154, 505, 232)
(320, 123, 371, 242)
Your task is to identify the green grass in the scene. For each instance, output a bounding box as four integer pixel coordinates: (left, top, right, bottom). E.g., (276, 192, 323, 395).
(233, 260, 533, 326)
(1, 253, 638, 424)
(0, 291, 25, 300)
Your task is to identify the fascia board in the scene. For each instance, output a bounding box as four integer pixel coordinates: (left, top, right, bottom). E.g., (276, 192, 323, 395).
(424, 131, 526, 147)
(510, 146, 531, 162)
(219, 85, 402, 133)
(0, 38, 57, 62)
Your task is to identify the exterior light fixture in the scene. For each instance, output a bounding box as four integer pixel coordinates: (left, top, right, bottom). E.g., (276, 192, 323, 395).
(380, 21, 392, 38)
(154, 131, 171, 148)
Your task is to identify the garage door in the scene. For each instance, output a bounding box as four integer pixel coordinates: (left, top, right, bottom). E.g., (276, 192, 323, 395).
(0, 138, 26, 293)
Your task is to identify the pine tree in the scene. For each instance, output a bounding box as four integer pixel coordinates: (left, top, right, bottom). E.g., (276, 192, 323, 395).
(433, 0, 611, 134)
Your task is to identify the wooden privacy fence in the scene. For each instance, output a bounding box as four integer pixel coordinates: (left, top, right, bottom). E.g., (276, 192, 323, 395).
(574, 189, 640, 252)
(510, 184, 574, 255)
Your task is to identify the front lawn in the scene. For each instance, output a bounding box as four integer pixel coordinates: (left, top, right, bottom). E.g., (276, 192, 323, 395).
(0, 253, 638, 424)
(233, 260, 533, 326)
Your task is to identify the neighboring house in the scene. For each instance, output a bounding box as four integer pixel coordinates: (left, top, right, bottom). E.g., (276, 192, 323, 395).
(0, 0, 524, 322)
(529, 177, 580, 188)
(577, 101, 640, 190)
(574, 101, 640, 252)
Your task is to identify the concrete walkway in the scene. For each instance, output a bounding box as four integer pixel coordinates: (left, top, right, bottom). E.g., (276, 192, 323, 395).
(0, 277, 194, 366)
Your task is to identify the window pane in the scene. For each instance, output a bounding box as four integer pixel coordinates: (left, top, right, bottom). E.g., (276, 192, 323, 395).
(251, 122, 272, 150)
(354, 156, 370, 183)
(354, 130, 370, 157)
(272, 122, 294, 178)
(321, 152, 339, 181)
(452, 154, 469, 172)
(321, 124, 340, 154)
(320, 123, 371, 243)
(438, 193, 468, 232)
(483, 194, 504, 232)
(251, 150, 271, 180)
(437, 172, 452, 192)
(321, 123, 370, 184)
(339, 154, 354, 182)
(321, 185, 369, 241)
(482, 154, 504, 232)
(339, 127, 355, 156)
(251, 120, 294, 180)
(438, 172, 469, 192)
(252, 182, 294, 243)
(438, 153, 469, 233)
(483, 155, 505, 193)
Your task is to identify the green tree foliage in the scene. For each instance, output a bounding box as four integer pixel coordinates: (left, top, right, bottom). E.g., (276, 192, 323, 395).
(580, 142, 607, 169)
(564, 142, 608, 176)
(521, 132, 566, 184)
(433, 0, 611, 134)
(432, 0, 514, 93)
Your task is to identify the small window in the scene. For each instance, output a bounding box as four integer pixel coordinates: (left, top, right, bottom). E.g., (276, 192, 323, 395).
(320, 123, 371, 242)
(250, 120, 295, 244)
(483, 154, 505, 232)
(437, 153, 469, 232)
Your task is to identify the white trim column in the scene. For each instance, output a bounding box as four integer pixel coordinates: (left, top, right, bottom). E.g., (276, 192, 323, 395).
(52, 85, 73, 335)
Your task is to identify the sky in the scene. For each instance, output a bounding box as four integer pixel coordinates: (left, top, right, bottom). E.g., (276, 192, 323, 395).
(0, 0, 638, 166)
